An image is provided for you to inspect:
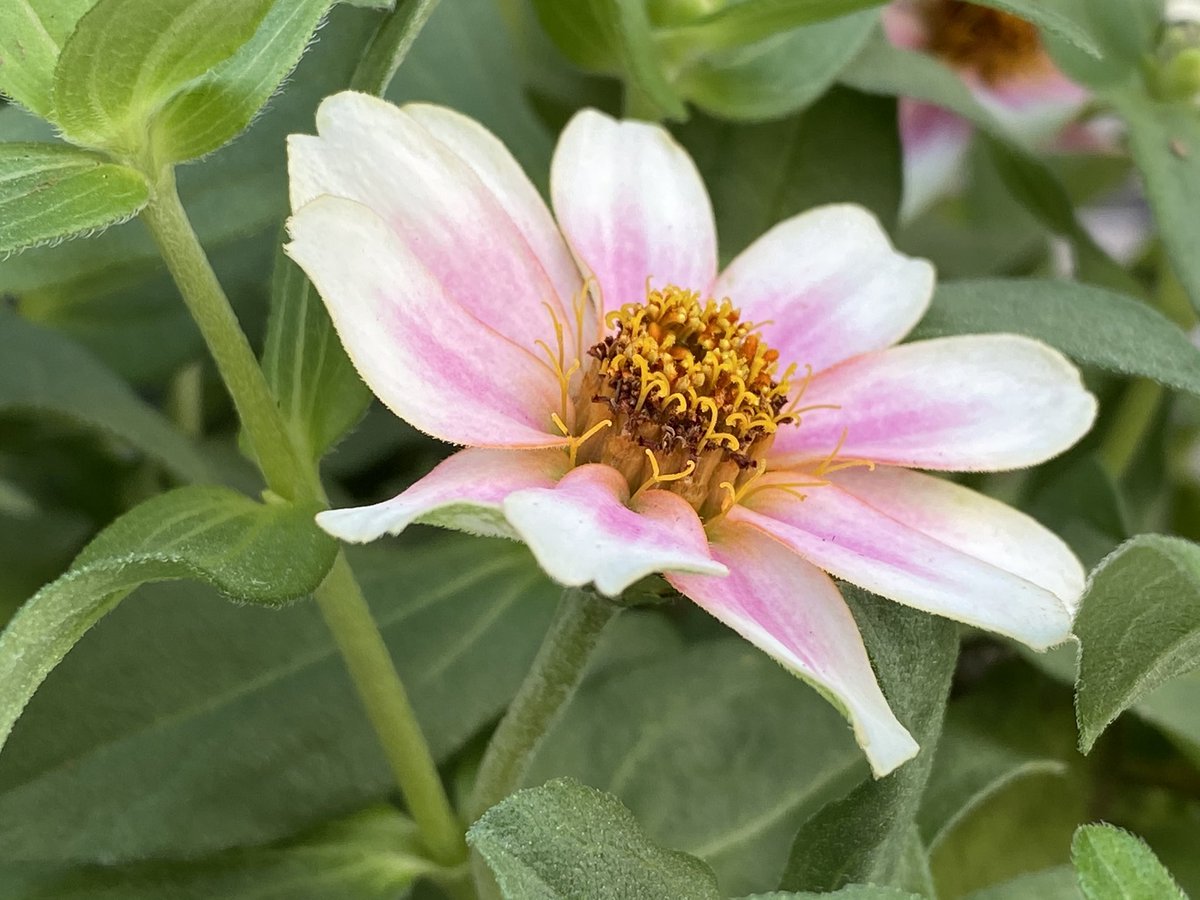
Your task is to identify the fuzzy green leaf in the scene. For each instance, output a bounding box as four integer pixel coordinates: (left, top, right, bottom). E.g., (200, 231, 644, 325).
(1072, 824, 1186, 900)
(740, 888, 922, 900)
(778, 588, 959, 893)
(51, 0, 274, 150)
(1114, 90, 1200, 313)
(15, 808, 436, 899)
(675, 10, 876, 121)
(0, 0, 95, 117)
(0, 143, 148, 253)
(0, 308, 210, 482)
(469, 777, 721, 900)
(0, 537, 556, 863)
(0, 487, 336, 758)
(915, 279, 1200, 396)
(1075, 535, 1200, 753)
(526, 638, 870, 896)
(150, 0, 335, 163)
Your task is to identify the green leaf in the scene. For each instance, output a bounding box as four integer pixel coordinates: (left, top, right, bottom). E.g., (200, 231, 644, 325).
(51, 0, 275, 150)
(656, 0, 883, 54)
(0, 0, 95, 118)
(16, 808, 437, 899)
(0, 487, 335, 758)
(261, 247, 370, 461)
(1072, 824, 1187, 900)
(0, 537, 556, 863)
(680, 86, 901, 263)
(964, 866, 1082, 900)
(1114, 90, 1200, 313)
(675, 10, 877, 121)
(0, 307, 210, 482)
(1075, 535, 1200, 753)
(528, 0, 685, 118)
(469, 777, 722, 900)
(0, 143, 148, 253)
(150, 0, 336, 164)
(971, 0, 1102, 57)
(918, 706, 1066, 851)
(778, 588, 959, 893)
(526, 638, 870, 896)
(349, 0, 441, 96)
(740, 888, 922, 900)
(914, 279, 1200, 397)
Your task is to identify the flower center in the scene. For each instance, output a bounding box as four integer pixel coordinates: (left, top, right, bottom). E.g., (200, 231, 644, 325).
(921, 0, 1043, 84)
(571, 284, 799, 518)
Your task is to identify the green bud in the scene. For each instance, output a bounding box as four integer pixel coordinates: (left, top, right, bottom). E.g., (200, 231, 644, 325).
(1154, 22, 1200, 102)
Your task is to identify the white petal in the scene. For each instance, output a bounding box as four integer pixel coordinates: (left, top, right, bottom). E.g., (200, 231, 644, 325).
(286, 196, 563, 448)
(316, 447, 569, 543)
(669, 519, 918, 777)
(830, 466, 1085, 615)
(550, 108, 717, 312)
(503, 464, 726, 596)
(770, 335, 1097, 472)
(715, 204, 935, 373)
(732, 478, 1075, 650)
(289, 92, 580, 354)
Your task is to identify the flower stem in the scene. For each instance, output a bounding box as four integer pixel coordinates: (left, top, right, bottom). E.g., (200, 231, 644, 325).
(351, 0, 443, 96)
(315, 553, 467, 864)
(469, 587, 620, 821)
(140, 170, 314, 501)
(1099, 378, 1163, 478)
(141, 167, 465, 867)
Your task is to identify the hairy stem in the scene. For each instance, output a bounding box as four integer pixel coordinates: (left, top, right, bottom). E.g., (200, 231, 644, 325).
(316, 554, 468, 864)
(142, 167, 465, 866)
(470, 587, 620, 820)
(140, 170, 313, 500)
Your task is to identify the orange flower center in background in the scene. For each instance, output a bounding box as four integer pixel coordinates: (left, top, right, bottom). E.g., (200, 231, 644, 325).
(922, 0, 1044, 84)
(572, 285, 799, 517)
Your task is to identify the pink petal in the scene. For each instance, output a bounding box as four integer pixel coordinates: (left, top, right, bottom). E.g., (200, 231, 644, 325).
(881, 0, 928, 50)
(289, 93, 583, 356)
(714, 205, 935, 374)
(731, 475, 1075, 650)
(550, 109, 717, 312)
(286, 196, 565, 448)
(975, 66, 1089, 148)
(503, 464, 726, 596)
(829, 466, 1086, 615)
(898, 99, 974, 220)
(769, 335, 1096, 472)
(669, 519, 918, 777)
(316, 447, 570, 543)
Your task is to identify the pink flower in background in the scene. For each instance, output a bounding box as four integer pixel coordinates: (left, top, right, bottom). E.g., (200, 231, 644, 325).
(286, 94, 1096, 776)
(884, 0, 1091, 217)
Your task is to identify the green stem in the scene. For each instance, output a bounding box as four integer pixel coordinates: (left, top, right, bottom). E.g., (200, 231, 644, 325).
(351, 0, 443, 96)
(316, 553, 467, 864)
(140, 170, 313, 501)
(142, 168, 465, 867)
(469, 588, 620, 821)
(167, 361, 205, 439)
(1099, 378, 1164, 479)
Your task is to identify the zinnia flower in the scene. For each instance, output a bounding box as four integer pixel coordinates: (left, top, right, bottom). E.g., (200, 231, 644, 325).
(286, 93, 1096, 776)
(884, 0, 1091, 218)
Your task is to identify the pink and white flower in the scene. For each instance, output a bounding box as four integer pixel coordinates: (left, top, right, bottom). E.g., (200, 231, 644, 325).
(884, 0, 1091, 218)
(286, 93, 1096, 776)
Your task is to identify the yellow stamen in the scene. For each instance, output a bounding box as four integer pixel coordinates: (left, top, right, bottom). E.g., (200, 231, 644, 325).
(631, 449, 697, 502)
